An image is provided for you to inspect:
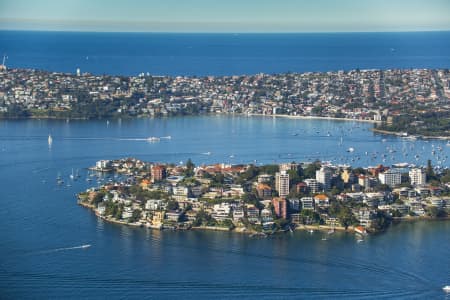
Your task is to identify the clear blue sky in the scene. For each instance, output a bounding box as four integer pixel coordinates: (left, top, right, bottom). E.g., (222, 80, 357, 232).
(0, 0, 449, 32)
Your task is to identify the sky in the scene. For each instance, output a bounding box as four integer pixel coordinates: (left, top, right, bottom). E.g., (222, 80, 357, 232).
(0, 0, 449, 32)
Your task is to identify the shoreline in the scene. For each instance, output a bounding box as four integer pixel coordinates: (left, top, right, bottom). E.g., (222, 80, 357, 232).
(79, 201, 449, 237)
(0, 112, 382, 124)
(248, 113, 382, 124)
(370, 127, 450, 141)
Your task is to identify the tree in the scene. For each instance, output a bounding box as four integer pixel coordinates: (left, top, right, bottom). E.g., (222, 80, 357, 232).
(303, 161, 321, 179)
(426, 160, 437, 181)
(287, 169, 301, 186)
(129, 209, 142, 223)
(166, 200, 179, 211)
(426, 206, 447, 218)
(185, 158, 195, 177)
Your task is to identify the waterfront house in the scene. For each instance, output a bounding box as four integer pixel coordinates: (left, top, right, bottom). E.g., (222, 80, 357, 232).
(166, 210, 182, 222)
(314, 194, 330, 208)
(246, 205, 260, 223)
(233, 207, 245, 222)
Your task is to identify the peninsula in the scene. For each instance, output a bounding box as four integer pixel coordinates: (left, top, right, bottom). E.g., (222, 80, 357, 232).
(77, 158, 450, 236)
(1, 67, 449, 138)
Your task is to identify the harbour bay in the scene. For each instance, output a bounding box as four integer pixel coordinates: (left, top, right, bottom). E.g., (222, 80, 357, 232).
(0, 30, 449, 299)
(0, 116, 449, 299)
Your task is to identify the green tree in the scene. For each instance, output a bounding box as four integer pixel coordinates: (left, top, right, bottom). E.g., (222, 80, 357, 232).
(129, 209, 142, 223)
(303, 161, 321, 179)
(166, 200, 179, 211)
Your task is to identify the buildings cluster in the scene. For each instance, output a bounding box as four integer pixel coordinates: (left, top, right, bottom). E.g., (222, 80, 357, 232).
(79, 158, 450, 232)
(1, 67, 450, 121)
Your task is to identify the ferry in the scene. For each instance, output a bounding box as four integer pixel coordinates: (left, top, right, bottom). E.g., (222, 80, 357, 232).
(392, 162, 409, 168)
(147, 137, 160, 142)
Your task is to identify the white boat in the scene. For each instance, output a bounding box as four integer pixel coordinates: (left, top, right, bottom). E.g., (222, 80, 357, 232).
(161, 135, 171, 139)
(357, 239, 364, 243)
(308, 229, 314, 234)
(392, 162, 409, 168)
(80, 244, 91, 249)
(69, 168, 75, 180)
(443, 286, 450, 292)
(48, 134, 53, 146)
(347, 147, 355, 152)
(202, 152, 211, 155)
(56, 173, 64, 185)
(147, 137, 160, 142)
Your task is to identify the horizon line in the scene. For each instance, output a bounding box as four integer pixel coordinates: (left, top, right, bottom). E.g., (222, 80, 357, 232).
(1, 29, 450, 34)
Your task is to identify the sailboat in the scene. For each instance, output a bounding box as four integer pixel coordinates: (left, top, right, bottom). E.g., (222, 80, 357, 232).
(48, 134, 53, 146)
(56, 172, 64, 185)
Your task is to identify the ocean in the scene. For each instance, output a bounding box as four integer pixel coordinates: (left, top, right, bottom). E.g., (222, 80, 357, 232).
(0, 31, 450, 76)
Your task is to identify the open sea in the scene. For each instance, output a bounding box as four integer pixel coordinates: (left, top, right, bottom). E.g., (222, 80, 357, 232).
(1, 31, 450, 76)
(0, 31, 449, 299)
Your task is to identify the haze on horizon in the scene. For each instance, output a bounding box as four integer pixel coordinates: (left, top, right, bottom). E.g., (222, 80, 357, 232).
(0, 0, 449, 33)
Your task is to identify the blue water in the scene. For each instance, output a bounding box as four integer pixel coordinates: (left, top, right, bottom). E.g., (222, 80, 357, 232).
(0, 116, 449, 299)
(1, 31, 450, 298)
(1, 31, 450, 76)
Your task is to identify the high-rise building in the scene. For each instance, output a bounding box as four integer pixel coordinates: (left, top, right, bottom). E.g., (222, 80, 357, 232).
(275, 170, 290, 197)
(272, 197, 287, 219)
(151, 165, 166, 182)
(378, 169, 401, 187)
(304, 179, 320, 194)
(409, 168, 426, 186)
(316, 167, 332, 191)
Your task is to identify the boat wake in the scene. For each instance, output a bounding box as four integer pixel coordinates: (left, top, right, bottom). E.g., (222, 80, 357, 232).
(34, 244, 91, 255)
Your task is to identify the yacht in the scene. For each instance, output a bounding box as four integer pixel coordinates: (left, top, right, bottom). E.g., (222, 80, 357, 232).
(347, 147, 355, 152)
(56, 173, 64, 185)
(48, 134, 53, 146)
(443, 286, 450, 293)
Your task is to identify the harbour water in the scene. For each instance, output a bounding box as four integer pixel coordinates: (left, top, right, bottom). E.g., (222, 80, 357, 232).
(0, 116, 449, 298)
